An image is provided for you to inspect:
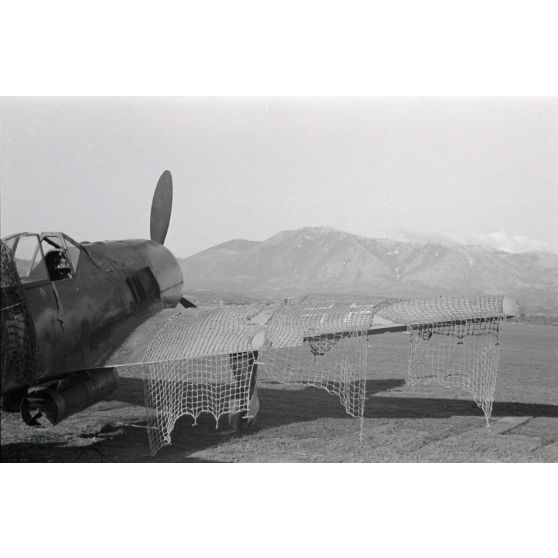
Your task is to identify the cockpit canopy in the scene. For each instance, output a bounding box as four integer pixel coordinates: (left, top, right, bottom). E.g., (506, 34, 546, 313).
(3, 232, 81, 283)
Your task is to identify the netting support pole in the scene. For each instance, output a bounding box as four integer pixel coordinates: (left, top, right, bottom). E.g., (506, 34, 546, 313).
(359, 416, 364, 442)
(484, 408, 492, 430)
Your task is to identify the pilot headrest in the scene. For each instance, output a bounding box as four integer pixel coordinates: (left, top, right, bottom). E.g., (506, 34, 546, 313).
(46, 250, 64, 263)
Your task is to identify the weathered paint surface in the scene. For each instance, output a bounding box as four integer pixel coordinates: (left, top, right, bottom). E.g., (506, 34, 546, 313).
(1, 232, 183, 393)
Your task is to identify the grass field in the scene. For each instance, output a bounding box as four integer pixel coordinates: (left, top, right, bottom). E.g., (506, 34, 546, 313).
(1, 323, 557, 462)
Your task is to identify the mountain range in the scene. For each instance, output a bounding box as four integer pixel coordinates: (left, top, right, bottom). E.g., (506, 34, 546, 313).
(178, 227, 558, 323)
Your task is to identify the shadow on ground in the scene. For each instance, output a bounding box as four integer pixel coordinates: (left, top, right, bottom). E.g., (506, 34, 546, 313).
(2, 376, 557, 463)
(258, 379, 558, 424)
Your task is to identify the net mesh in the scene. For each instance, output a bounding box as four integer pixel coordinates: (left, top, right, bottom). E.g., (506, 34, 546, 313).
(376, 296, 505, 424)
(1, 239, 38, 389)
(140, 295, 508, 454)
(140, 305, 265, 453)
(258, 302, 373, 419)
(375, 295, 506, 325)
(140, 302, 376, 454)
(406, 318, 503, 425)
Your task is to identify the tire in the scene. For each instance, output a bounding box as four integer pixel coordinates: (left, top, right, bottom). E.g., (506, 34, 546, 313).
(229, 411, 243, 433)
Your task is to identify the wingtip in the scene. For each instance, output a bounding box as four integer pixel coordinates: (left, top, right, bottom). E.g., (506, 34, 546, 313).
(502, 296, 519, 317)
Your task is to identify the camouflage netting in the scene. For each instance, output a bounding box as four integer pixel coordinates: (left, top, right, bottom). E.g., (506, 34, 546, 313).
(375, 296, 506, 426)
(140, 302, 376, 454)
(0, 240, 38, 389)
(140, 295, 509, 455)
(140, 304, 266, 453)
(258, 302, 375, 419)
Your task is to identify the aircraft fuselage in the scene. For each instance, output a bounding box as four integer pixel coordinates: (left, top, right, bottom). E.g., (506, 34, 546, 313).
(1, 232, 183, 394)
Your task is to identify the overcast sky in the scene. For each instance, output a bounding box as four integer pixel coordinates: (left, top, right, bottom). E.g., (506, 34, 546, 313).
(1, 97, 556, 257)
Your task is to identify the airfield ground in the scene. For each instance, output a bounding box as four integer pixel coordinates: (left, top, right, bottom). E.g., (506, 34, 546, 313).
(1, 323, 557, 462)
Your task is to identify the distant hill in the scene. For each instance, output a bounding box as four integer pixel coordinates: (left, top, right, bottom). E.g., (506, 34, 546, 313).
(179, 227, 558, 323)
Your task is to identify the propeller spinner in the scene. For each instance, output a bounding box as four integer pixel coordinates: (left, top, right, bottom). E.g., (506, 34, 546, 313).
(150, 170, 173, 244)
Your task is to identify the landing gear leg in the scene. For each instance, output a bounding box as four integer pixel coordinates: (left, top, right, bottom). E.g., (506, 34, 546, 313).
(229, 351, 259, 433)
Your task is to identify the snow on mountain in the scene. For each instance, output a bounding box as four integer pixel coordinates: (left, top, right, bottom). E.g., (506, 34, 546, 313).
(179, 227, 558, 319)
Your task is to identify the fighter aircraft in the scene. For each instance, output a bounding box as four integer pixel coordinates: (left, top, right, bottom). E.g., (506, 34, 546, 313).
(0, 170, 519, 436)
(1, 171, 193, 423)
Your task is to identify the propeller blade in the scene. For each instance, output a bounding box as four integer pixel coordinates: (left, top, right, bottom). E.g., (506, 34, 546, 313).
(150, 170, 173, 244)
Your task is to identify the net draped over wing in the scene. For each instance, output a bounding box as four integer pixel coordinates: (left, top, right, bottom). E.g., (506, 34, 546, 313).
(374, 295, 506, 324)
(139, 295, 508, 454)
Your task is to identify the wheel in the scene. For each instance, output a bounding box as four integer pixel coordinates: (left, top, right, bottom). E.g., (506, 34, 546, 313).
(228, 391, 259, 433)
(229, 411, 243, 433)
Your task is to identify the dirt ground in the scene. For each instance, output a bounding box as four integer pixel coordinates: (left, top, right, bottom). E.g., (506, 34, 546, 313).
(1, 323, 557, 462)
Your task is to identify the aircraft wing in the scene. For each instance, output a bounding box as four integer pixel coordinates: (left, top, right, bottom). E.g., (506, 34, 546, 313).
(102, 294, 518, 456)
(99, 306, 183, 368)
(107, 295, 518, 366)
